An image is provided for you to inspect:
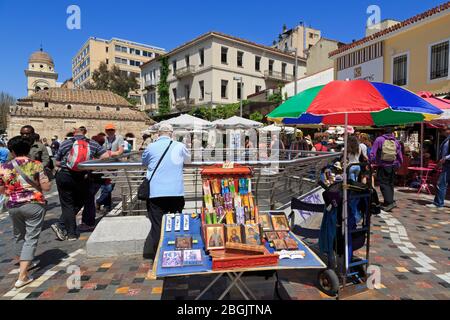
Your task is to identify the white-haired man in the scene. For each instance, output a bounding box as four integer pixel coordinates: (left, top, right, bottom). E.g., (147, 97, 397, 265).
(142, 123, 191, 259)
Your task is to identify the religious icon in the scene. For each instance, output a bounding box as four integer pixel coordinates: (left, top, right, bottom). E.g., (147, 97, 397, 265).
(225, 224, 243, 244)
(258, 213, 273, 231)
(205, 224, 225, 250)
(162, 251, 183, 268)
(244, 224, 261, 245)
(271, 214, 290, 231)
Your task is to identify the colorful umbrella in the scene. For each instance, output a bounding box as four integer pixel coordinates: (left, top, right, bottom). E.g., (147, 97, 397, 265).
(268, 80, 443, 126)
(268, 80, 443, 273)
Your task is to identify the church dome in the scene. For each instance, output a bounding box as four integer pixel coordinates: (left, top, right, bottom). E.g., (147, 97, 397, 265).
(29, 49, 54, 66)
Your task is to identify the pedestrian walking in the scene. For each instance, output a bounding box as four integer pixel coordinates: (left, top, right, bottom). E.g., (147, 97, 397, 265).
(96, 124, 124, 212)
(50, 136, 60, 155)
(426, 125, 450, 209)
(51, 128, 109, 241)
(142, 123, 190, 259)
(79, 134, 107, 232)
(370, 127, 403, 212)
(19, 126, 50, 169)
(0, 136, 51, 288)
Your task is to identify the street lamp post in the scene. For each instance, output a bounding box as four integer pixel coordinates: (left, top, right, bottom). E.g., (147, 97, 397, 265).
(233, 76, 243, 117)
(285, 47, 299, 95)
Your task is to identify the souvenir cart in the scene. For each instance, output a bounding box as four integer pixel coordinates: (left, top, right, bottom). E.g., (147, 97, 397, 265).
(151, 164, 326, 300)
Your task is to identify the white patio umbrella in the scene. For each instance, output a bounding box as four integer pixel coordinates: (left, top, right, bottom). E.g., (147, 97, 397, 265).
(258, 124, 295, 134)
(213, 116, 263, 130)
(158, 114, 215, 130)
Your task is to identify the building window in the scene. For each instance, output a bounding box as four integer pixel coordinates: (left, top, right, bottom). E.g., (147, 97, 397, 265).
(185, 85, 190, 99)
(106, 59, 109, 65)
(393, 54, 408, 86)
(255, 56, 261, 71)
(106, 47, 109, 53)
(67, 105, 72, 110)
(237, 82, 243, 100)
(282, 63, 287, 78)
(269, 60, 274, 75)
(237, 51, 244, 67)
(199, 81, 205, 100)
(115, 57, 127, 64)
(116, 107, 120, 111)
(172, 60, 177, 74)
(221, 47, 228, 64)
(430, 41, 449, 80)
(44, 102, 49, 108)
(172, 88, 177, 101)
(185, 55, 190, 67)
(199, 48, 205, 65)
(255, 85, 262, 93)
(221, 80, 228, 98)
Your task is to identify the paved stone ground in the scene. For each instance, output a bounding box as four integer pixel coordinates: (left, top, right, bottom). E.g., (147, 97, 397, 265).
(0, 186, 448, 300)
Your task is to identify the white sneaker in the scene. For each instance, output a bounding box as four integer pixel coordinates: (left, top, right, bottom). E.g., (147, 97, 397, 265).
(14, 277, 34, 289)
(425, 204, 444, 210)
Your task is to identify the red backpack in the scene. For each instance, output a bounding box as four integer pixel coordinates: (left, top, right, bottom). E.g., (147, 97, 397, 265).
(66, 138, 91, 171)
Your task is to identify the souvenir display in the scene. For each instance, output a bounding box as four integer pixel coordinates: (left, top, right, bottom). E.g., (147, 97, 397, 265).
(243, 224, 261, 245)
(204, 224, 225, 250)
(272, 239, 287, 251)
(265, 232, 279, 241)
(276, 250, 306, 260)
(271, 213, 290, 231)
(175, 236, 193, 250)
(165, 215, 173, 232)
(174, 215, 181, 232)
(284, 237, 300, 250)
(183, 250, 203, 266)
(225, 224, 243, 244)
(258, 212, 273, 231)
(225, 242, 266, 255)
(162, 251, 183, 268)
(183, 214, 190, 231)
(277, 231, 289, 239)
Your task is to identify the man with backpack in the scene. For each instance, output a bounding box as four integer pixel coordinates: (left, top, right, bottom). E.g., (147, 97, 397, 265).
(370, 128, 403, 212)
(426, 125, 450, 210)
(51, 128, 109, 241)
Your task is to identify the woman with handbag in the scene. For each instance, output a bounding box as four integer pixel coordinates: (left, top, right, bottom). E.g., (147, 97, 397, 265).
(0, 136, 52, 288)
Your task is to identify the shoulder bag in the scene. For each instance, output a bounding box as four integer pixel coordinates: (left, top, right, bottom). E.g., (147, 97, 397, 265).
(138, 141, 173, 201)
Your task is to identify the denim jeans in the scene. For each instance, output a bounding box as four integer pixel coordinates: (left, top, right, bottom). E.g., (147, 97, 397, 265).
(349, 165, 361, 182)
(96, 183, 115, 210)
(434, 167, 449, 208)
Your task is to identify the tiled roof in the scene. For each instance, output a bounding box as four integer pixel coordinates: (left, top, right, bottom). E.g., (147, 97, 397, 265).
(141, 31, 304, 68)
(9, 106, 154, 123)
(329, 1, 450, 57)
(18, 88, 132, 107)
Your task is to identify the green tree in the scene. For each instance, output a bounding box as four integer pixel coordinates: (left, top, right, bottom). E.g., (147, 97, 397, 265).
(85, 62, 139, 104)
(250, 111, 264, 122)
(157, 56, 170, 115)
(0, 92, 15, 133)
(267, 84, 285, 105)
(190, 101, 248, 121)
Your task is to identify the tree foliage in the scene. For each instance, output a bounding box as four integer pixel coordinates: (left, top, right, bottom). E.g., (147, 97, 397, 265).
(249, 111, 264, 122)
(157, 56, 170, 115)
(85, 62, 139, 104)
(0, 92, 15, 133)
(190, 101, 248, 121)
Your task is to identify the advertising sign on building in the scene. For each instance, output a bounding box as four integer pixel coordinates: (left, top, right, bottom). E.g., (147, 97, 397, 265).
(337, 56, 384, 82)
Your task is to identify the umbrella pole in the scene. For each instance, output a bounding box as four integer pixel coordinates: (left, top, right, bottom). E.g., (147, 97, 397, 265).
(420, 123, 424, 170)
(343, 113, 349, 274)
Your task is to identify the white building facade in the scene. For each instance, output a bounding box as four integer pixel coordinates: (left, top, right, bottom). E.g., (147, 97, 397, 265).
(141, 32, 306, 113)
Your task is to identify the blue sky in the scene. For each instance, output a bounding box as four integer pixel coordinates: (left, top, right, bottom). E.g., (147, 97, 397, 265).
(0, 0, 445, 98)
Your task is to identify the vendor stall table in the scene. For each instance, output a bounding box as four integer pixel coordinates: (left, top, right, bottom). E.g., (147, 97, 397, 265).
(151, 214, 326, 300)
(408, 167, 433, 194)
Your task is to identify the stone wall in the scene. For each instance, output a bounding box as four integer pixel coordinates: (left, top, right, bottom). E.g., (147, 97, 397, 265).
(7, 114, 149, 149)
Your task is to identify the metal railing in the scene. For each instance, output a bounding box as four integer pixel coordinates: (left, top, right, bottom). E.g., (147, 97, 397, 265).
(78, 149, 340, 216)
(175, 65, 196, 78)
(264, 70, 294, 82)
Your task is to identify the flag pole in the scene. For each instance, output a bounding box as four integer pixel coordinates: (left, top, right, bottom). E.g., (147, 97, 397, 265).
(343, 112, 349, 273)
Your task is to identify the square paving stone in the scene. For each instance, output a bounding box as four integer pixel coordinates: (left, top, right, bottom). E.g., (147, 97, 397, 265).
(132, 278, 145, 284)
(94, 284, 108, 291)
(395, 274, 408, 280)
(97, 268, 109, 273)
(26, 292, 43, 299)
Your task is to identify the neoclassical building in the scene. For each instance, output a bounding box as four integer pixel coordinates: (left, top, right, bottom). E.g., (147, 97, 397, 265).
(25, 48, 59, 95)
(8, 49, 154, 148)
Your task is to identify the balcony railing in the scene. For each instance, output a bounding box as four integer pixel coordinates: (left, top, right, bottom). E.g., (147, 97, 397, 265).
(175, 65, 196, 78)
(264, 70, 294, 82)
(144, 79, 158, 90)
(142, 103, 157, 112)
(175, 98, 195, 111)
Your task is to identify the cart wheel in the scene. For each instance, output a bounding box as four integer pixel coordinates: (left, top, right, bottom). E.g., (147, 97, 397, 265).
(317, 269, 339, 297)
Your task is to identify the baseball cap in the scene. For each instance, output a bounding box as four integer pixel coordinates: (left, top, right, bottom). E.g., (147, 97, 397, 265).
(158, 123, 174, 133)
(105, 123, 116, 130)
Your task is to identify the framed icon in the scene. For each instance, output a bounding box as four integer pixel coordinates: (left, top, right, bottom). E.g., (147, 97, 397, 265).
(258, 212, 273, 231)
(271, 213, 290, 231)
(225, 224, 243, 244)
(205, 224, 225, 250)
(244, 224, 261, 245)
